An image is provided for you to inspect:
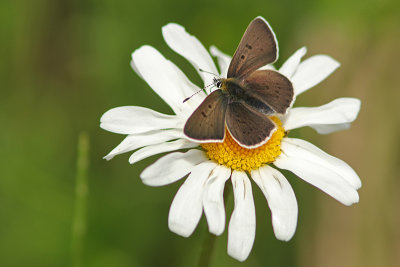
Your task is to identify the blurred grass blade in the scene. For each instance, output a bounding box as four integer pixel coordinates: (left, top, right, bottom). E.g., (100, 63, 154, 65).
(71, 132, 90, 267)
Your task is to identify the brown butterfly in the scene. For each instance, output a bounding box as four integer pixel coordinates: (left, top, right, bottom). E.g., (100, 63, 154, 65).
(184, 17, 294, 149)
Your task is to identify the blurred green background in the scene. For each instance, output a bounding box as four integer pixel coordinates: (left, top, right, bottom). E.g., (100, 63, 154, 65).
(1, 0, 399, 266)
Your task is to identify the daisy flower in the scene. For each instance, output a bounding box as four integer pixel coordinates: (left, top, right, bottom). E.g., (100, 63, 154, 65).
(100, 18, 361, 262)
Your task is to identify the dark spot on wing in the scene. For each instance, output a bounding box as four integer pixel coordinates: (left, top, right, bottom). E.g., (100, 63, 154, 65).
(208, 104, 212, 108)
(201, 112, 207, 117)
(241, 55, 245, 59)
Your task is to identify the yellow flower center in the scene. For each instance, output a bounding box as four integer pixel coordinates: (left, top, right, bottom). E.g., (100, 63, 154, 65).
(201, 116, 285, 172)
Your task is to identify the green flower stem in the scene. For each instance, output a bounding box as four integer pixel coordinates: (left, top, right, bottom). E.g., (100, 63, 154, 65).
(71, 132, 89, 267)
(198, 230, 217, 267)
(197, 183, 231, 267)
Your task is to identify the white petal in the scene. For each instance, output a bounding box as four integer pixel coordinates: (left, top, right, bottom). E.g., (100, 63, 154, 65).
(100, 106, 178, 135)
(281, 138, 361, 189)
(162, 23, 218, 86)
(130, 58, 143, 79)
(104, 129, 183, 160)
(203, 165, 231, 236)
(259, 64, 276, 70)
(228, 171, 256, 262)
(129, 139, 198, 164)
(283, 97, 361, 133)
(291, 55, 340, 96)
(275, 138, 360, 205)
(132, 45, 203, 114)
(140, 149, 208, 186)
(311, 123, 351, 134)
(251, 166, 298, 241)
(209, 45, 231, 77)
(168, 161, 218, 237)
(279, 47, 307, 78)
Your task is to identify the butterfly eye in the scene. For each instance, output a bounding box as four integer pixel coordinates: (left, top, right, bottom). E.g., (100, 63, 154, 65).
(216, 81, 222, 88)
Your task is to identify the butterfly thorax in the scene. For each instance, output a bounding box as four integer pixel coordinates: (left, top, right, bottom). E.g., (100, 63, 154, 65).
(219, 78, 274, 115)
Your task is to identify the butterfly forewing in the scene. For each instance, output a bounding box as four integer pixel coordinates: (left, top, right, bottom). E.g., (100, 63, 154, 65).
(227, 17, 278, 79)
(225, 102, 276, 148)
(241, 70, 294, 114)
(184, 90, 228, 142)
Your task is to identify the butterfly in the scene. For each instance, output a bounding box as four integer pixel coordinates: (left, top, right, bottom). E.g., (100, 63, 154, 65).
(184, 16, 294, 149)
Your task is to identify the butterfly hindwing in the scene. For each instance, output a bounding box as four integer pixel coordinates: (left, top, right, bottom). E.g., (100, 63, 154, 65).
(227, 17, 278, 79)
(225, 101, 276, 148)
(241, 70, 294, 114)
(184, 90, 228, 142)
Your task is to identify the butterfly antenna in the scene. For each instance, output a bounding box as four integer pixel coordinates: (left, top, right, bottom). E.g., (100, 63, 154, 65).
(199, 68, 220, 78)
(183, 83, 214, 103)
(183, 69, 221, 103)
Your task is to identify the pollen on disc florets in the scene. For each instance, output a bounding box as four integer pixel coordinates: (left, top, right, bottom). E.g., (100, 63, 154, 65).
(201, 116, 285, 172)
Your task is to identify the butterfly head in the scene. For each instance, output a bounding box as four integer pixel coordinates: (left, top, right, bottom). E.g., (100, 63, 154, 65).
(213, 77, 223, 89)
